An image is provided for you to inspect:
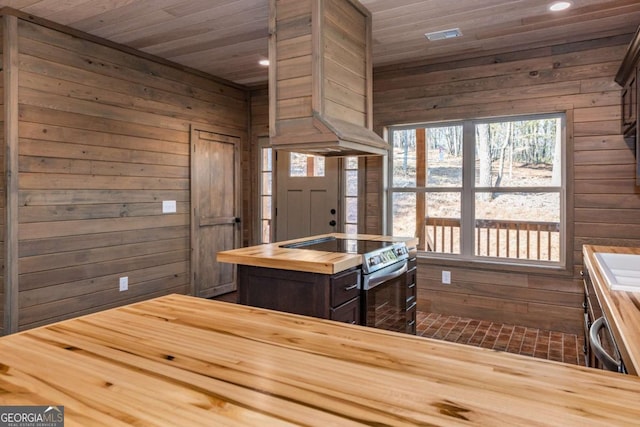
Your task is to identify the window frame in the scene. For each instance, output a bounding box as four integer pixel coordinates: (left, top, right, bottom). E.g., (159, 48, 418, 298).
(255, 141, 361, 243)
(343, 156, 361, 235)
(257, 137, 274, 244)
(386, 112, 568, 269)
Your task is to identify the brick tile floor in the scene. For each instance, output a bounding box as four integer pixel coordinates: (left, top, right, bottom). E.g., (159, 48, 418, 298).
(212, 292, 585, 366)
(417, 311, 585, 366)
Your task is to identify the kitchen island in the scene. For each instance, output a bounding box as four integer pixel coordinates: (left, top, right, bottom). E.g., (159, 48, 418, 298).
(0, 293, 639, 426)
(216, 233, 418, 274)
(218, 233, 419, 329)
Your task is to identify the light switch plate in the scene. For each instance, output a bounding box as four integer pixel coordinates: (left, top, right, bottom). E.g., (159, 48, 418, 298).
(162, 200, 176, 213)
(119, 276, 128, 291)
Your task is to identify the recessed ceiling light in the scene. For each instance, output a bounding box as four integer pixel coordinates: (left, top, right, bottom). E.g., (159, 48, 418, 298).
(549, 1, 572, 11)
(424, 28, 462, 41)
(258, 59, 270, 66)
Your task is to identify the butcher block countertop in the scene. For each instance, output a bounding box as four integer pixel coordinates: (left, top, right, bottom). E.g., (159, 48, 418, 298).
(217, 233, 418, 274)
(583, 245, 640, 375)
(1, 294, 640, 426)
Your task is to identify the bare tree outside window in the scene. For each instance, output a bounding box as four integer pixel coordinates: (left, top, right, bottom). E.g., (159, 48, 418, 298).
(390, 113, 564, 265)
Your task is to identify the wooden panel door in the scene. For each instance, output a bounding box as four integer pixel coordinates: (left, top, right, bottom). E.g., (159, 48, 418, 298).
(191, 128, 241, 298)
(275, 152, 339, 241)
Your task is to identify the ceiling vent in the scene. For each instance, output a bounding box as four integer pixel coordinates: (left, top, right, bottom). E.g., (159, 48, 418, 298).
(425, 28, 462, 41)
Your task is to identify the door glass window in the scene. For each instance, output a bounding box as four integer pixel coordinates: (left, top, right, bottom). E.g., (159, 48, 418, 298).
(290, 152, 325, 177)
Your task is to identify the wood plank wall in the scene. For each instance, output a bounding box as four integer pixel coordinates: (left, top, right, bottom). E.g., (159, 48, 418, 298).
(363, 155, 383, 235)
(322, 0, 367, 126)
(371, 35, 639, 334)
(10, 19, 247, 331)
(271, 0, 314, 137)
(0, 19, 4, 334)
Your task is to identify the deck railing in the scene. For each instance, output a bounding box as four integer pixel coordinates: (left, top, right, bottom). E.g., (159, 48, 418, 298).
(422, 217, 560, 261)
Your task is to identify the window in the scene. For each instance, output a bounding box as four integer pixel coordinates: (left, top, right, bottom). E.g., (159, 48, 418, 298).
(289, 152, 325, 177)
(344, 157, 359, 234)
(258, 144, 273, 243)
(389, 113, 565, 265)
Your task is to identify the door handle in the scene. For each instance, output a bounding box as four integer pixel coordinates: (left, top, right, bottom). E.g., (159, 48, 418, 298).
(234, 217, 241, 223)
(329, 220, 336, 226)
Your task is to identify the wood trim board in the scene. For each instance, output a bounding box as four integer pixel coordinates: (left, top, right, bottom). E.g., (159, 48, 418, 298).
(3, 14, 19, 334)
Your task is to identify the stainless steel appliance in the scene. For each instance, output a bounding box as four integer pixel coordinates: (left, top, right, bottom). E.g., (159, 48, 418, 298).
(281, 237, 417, 334)
(589, 317, 626, 373)
(581, 268, 627, 373)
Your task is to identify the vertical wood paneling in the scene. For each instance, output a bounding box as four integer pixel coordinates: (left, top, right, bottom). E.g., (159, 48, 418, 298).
(371, 35, 637, 334)
(3, 15, 18, 335)
(12, 19, 247, 330)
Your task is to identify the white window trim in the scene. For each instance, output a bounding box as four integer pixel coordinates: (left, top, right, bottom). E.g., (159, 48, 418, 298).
(257, 137, 273, 244)
(386, 113, 567, 269)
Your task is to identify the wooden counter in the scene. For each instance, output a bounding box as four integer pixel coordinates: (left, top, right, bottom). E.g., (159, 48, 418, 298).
(217, 233, 418, 274)
(1, 294, 640, 426)
(583, 245, 640, 375)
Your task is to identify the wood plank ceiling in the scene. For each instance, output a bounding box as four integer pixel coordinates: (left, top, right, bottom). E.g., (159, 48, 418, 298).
(2, 0, 640, 86)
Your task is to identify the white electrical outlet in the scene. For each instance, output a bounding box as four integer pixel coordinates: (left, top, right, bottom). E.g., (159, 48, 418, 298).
(119, 276, 128, 291)
(442, 271, 451, 285)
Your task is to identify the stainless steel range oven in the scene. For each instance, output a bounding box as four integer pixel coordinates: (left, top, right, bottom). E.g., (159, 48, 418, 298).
(282, 237, 417, 334)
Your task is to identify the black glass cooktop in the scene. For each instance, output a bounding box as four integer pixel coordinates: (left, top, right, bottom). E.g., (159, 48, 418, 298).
(281, 237, 393, 254)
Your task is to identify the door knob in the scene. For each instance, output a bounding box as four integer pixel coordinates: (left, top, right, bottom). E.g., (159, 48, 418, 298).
(329, 220, 337, 226)
(234, 217, 241, 223)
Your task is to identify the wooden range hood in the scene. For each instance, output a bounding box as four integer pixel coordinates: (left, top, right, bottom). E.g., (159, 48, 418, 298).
(268, 0, 388, 157)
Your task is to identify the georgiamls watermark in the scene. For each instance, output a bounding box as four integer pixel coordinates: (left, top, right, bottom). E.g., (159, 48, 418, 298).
(0, 406, 64, 427)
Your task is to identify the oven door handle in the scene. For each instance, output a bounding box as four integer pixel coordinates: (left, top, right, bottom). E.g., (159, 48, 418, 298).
(366, 263, 408, 289)
(589, 316, 622, 372)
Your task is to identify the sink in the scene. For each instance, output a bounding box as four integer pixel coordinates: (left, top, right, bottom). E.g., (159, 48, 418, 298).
(594, 252, 640, 292)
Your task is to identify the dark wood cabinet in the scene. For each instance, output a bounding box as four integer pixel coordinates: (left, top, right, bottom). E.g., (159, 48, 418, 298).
(237, 256, 417, 333)
(615, 26, 640, 186)
(330, 297, 360, 324)
(237, 265, 361, 325)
